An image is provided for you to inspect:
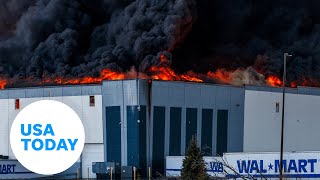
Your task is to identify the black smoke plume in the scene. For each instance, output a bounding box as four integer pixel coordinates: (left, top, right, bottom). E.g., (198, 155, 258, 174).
(173, 0, 320, 86)
(0, 0, 196, 84)
(2, 0, 320, 87)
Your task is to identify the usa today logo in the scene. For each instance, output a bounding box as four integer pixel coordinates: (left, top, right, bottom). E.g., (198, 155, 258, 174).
(10, 100, 85, 175)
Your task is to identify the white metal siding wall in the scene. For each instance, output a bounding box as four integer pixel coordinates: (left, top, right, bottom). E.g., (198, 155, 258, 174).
(62, 95, 103, 143)
(81, 96, 103, 143)
(1, 95, 103, 160)
(8, 97, 44, 159)
(244, 90, 320, 152)
(81, 144, 104, 178)
(244, 90, 282, 152)
(0, 99, 8, 157)
(284, 93, 320, 151)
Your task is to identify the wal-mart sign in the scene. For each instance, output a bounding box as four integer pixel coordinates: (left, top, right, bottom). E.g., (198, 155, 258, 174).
(166, 152, 320, 179)
(0, 160, 46, 179)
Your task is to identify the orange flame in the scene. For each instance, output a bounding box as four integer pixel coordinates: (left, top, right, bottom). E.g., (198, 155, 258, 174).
(207, 69, 232, 83)
(180, 71, 203, 83)
(160, 54, 168, 63)
(300, 77, 320, 87)
(266, 75, 283, 87)
(290, 81, 297, 88)
(1, 65, 317, 90)
(150, 66, 177, 81)
(42, 69, 126, 85)
(0, 78, 7, 89)
(150, 66, 203, 82)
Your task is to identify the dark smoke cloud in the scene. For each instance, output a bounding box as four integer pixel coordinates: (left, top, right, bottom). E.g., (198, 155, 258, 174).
(0, 0, 37, 38)
(2, 0, 320, 87)
(0, 0, 196, 83)
(172, 0, 320, 86)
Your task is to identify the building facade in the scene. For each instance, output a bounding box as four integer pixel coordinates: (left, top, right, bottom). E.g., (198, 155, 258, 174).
(0, 80, 319, 178)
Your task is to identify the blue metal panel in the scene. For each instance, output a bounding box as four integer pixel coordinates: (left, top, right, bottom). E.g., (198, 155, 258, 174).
(123, 81, 137, 95)
(228, 88, 244, 152)
(215, 87, 230, 109)
(8, 89, 26, 99)
(298, 86, 320, 96)
(185, 84, 201, 107)
(246, 85, 282, 93)
(106, 106, 121, 165)
(25, 88, 44, 98)
(200, 85, 216, 108)
(102, 81, 122, 95)
(43, 87, 63, 97)
(151, 81, 169, 106)
(62, 86, 82, 96)
(81, 85, 101, 95)
(0, 90, 9, 99)
(286, 88, 298, 94)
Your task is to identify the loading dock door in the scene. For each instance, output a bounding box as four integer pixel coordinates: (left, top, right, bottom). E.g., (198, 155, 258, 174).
(152, 106, 165, 176)
(106, 106, 121, 165)
(217, 110, 228, 156)
(186, 108, 197, 151)
(201, 109, 213, 156)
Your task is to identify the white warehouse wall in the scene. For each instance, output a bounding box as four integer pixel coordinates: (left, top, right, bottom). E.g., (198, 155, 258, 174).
(0, 95, 103, 163)
(0, 98, 9, 157)
(244, 90, 320, 152)
(8, 97, 45, 159)
(81, 144, 104, 178)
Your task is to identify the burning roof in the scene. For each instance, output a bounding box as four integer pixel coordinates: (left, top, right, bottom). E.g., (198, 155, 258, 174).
(0, 1, 320, 89)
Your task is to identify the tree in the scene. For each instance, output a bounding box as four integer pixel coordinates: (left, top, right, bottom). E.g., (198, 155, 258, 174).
(181, 137, 210, 180)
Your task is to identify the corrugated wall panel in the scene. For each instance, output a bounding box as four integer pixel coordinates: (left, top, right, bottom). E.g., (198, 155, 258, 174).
(43, 87, 63, 97)
(81, 86, 101, 95)
(81, 144, 104, 178)
(228, 88, 244, 152)
(81, 95, 103, 143)
(25, 89, 44, 98)
(244, 90, 283, 152)
(0, 90, 9, 99)
(244, 90, 320, 152)
(0, 99, 9, 157)
(8, 89, 26, 99)
(8, 97, 44, 159)
(62, 86, 82, 96)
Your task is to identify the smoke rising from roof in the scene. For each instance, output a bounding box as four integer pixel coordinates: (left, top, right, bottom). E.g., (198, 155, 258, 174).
(1, 0, 320, 87)
(0, 0, 196, 82)
(173, 0, 320, 86)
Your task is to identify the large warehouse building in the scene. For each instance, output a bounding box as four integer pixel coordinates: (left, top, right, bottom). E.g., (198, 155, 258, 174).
(0, 79, 319, 178)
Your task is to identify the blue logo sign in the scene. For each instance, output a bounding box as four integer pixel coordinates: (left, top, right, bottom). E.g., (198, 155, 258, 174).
(0, 164, 16, 174)
(237, 159, 317, 174)
(209, 161, 223, 172)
